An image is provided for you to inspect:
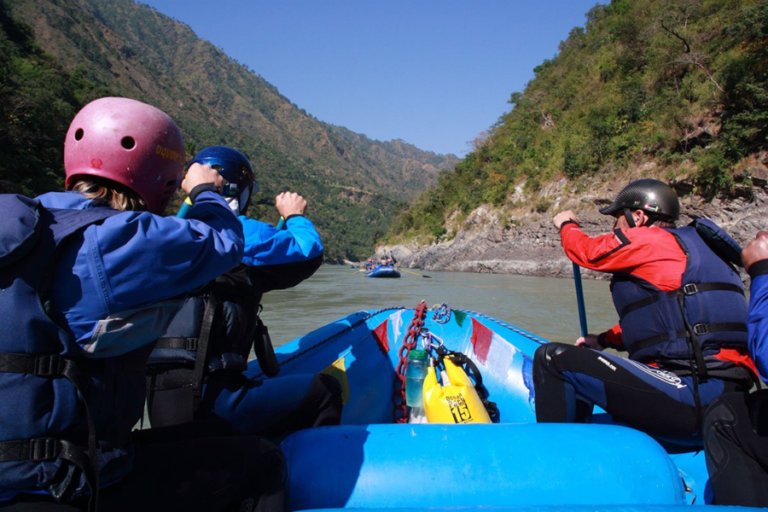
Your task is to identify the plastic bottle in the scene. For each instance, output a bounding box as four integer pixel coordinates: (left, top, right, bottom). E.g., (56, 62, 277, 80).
(405, 349, 428, 408)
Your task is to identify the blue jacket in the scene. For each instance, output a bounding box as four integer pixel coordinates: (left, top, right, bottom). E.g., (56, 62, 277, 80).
(0, 191, 243, 501)
(748, 260, 768, 385)
(240, 214, 323, 267)
(41, 191, 244, 355)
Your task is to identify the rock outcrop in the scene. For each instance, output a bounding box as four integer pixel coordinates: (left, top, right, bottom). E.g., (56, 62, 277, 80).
(376, 178, 768, 281)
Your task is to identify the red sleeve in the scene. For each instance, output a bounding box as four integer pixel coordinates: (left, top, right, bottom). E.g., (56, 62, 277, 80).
(603, 324, 625, 350)
(559, 223, 685, 292)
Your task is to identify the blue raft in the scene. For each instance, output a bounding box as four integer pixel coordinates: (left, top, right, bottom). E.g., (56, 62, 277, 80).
(248, 305, 759, 512)
(365, 265, 400, 278)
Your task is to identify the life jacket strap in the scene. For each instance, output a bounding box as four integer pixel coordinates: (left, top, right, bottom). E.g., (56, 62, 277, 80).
(619, 282, 744, 318)
(189, 293, 219, 420)
(630, 322, 747, 355)
(670, 365, 755, 388)
(155, 337, 199, 351)
(0, 352, 146, 375)
(0, 353, 67, 376)
(0, 437, 62, 462)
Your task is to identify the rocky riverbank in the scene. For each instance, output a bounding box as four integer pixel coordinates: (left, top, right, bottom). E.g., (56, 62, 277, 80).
(373, 176, 768, 281)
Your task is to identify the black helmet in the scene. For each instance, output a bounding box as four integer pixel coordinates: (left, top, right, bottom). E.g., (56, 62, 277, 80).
(599, 179, 680, 223)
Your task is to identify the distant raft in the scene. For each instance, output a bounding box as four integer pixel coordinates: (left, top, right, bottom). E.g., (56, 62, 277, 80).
(365, 265, 400, 278)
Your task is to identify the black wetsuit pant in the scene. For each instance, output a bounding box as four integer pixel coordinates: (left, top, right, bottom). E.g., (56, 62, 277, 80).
(0, 421, 286, 512)
(704, 389, 768, 507)
(533, 343, 746, 438)
(149, 370, 343, 438)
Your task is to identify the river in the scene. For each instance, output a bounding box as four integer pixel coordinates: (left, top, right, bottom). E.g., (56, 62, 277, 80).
(259, 264, 619, 347)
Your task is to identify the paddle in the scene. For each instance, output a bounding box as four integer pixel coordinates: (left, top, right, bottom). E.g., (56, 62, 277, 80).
(400, 268, 431, 279)
(176, 197, 193, 218)
(572, 262, 588, 337)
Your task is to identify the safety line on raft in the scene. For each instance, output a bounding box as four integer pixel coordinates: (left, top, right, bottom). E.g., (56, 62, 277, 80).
(249, 306, 408, 378)
(457, 309, 550, 345)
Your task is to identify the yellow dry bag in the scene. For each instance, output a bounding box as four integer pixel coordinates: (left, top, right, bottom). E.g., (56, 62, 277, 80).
(423, 356, 492, 424)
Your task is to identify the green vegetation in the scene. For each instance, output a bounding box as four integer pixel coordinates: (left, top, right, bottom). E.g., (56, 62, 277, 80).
(388, 0, 768, 243)
(2, 0, 457, 261)
(0, 2, 112, 197)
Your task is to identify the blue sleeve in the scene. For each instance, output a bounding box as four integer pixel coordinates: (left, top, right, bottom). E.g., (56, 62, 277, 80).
(748, 271, 768, 384)
(88, 191, 244, 313)
(240, 215, 323, 266)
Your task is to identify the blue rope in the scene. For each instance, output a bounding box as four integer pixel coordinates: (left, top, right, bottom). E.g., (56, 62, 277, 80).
(432, 302, 451, 324)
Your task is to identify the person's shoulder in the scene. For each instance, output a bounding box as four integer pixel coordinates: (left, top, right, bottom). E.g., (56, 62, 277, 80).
(36, 191, 94, 210)
(614, 226, 678, 247)
(239, 215, 270, 230)
(628, 225, 676, 238)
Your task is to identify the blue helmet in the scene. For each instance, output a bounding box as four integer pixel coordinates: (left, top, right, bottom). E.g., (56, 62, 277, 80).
(190, 146, 258, 214)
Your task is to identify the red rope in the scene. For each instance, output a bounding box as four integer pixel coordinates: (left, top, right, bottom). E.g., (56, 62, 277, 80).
(393, 301, 427, 423)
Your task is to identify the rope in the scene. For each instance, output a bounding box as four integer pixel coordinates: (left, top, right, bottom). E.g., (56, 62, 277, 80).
(432, 302, 451, 324)
(458, 309, 550, 345)
(392, 301, 428, 423)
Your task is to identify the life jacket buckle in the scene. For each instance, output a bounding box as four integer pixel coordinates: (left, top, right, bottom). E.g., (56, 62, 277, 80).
(29, 438, 60, 461)
(184, 338, 198, 351)
(34, 354, 65, 377)
(683, 283, 699, 295)
(693, 323, 709, 335)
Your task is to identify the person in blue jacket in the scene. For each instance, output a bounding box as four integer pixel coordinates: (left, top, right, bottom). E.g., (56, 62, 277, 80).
(0, 98, 285, 512)
(704, 230, 768, 506)
(146, 146, 343, 437)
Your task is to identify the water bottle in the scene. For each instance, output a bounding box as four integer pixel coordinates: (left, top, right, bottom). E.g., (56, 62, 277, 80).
(405, 349, 428, 408)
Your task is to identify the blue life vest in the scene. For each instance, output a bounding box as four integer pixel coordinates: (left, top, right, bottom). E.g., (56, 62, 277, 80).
(610, 222, 748, 379)
(0, 195, 143, 502)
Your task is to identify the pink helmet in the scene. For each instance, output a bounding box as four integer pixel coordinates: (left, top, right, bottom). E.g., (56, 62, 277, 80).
(64, 97, 186, 214)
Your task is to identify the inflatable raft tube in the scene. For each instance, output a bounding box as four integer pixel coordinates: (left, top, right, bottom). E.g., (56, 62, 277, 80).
(282, 423, 686, 510)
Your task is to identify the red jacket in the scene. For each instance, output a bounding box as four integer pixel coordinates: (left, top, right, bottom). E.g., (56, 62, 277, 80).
(560, 222, 757, 374)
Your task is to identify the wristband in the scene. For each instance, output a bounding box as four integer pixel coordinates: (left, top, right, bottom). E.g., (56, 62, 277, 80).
(559, 219, 580, 233)
(749, 259, 768, 279)
(188, 183, 217, 203)
(597, 332, 609, 349)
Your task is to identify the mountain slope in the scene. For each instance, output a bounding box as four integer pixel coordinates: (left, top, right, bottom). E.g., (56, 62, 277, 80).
(5, 0, 458, 260)
(386, 0, 768, 245)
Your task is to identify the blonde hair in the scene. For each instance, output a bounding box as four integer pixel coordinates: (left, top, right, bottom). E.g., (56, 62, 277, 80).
(69, 177, 146, 212)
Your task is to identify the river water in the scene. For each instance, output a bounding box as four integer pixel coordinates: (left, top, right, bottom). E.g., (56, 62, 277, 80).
(259, 264, 619, 347)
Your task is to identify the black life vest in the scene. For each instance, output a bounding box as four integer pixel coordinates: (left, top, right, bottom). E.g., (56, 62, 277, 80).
(146, 264, 279, 426)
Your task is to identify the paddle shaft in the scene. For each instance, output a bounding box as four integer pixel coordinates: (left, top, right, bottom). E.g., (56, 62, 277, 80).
(400, 268, 431, 278)
(176, 197, 193, 218)
(572, 262, 588, 337)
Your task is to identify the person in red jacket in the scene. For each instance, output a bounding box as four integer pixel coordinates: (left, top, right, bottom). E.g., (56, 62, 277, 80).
(534, 179, 756, 439)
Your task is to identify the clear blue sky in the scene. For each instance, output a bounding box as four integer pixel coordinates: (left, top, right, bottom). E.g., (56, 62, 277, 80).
(140, 1, 604, 157)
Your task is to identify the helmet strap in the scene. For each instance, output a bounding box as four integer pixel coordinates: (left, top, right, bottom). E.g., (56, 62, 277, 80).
(622, 208, 636, 228)
(238, 186, 253, 214)
(225, 197, 240, 215)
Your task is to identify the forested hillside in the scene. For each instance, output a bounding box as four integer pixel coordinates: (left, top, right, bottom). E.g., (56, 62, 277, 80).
(389, 0, 768, 243)
(1, 0, 458, 260)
